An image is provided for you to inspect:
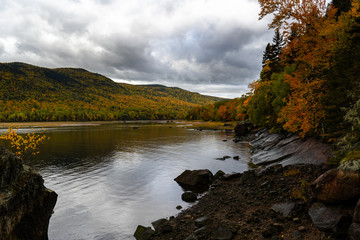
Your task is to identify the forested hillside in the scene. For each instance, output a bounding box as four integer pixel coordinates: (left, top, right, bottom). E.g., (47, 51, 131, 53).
(187, 0, 360, 164)
(0, 62, 222, 121)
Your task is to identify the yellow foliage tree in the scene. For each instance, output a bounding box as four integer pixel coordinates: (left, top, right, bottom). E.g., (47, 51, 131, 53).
(0, 127, 49, 160)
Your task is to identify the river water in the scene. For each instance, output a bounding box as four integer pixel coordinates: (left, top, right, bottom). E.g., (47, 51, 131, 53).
(2, 121, 251, 240)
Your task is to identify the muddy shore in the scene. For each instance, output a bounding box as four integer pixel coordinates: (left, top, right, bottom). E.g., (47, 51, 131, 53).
(148, 164, 352, 240)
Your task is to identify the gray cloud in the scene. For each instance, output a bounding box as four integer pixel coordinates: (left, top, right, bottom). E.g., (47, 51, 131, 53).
(0, 0, 272, 98)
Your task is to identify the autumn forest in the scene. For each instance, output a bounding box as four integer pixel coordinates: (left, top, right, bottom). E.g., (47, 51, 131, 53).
(0, 62, 222, 122)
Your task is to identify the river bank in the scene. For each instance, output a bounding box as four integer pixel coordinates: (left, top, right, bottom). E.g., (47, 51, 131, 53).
(139, 128, 360, 240)
(149, 164, 339, 240)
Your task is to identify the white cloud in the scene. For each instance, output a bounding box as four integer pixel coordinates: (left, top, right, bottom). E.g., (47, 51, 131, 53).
(0, 0, 272, 97)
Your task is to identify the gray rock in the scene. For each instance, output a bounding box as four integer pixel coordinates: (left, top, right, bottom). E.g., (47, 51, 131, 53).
(133, 225, 155, 240)
(271, 203, 296, 218)
(181, 192, 197, 202)
(308, 203, 344, 231)
(250, 130, 331, 166)
(214, 227, 233, 240)
(349, 223, 360, 240)
(174, 169, 213, 192)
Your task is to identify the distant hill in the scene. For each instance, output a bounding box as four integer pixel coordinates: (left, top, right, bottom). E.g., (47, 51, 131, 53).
(0, 62, 223, 122)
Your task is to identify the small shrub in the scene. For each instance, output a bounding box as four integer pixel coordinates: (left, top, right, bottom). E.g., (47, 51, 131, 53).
(0, 126, 49, 160)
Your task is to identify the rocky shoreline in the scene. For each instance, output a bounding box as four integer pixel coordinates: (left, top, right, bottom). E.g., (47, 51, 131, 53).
(134, 127, 360, 240)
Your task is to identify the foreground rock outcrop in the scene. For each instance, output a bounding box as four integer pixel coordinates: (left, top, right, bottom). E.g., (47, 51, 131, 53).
(0, 146, 57, 240)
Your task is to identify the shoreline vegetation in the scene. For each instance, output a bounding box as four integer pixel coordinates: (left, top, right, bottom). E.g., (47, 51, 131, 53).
(0, 120, 237, 131)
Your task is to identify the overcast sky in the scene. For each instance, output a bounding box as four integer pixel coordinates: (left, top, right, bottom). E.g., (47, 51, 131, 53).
(0, 0, 273, 98)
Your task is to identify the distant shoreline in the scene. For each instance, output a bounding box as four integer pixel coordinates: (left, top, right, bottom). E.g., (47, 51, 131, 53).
(0, 120, 237, 131)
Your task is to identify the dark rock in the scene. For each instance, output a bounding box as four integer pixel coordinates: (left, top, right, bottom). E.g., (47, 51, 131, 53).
(182, 192, 197, 203)
(176, 205, 182, 210)
(185, 234, 198, 240)
(233, 156, 240, 160)
(133, 225, 155, 240)
(194, 226, 208, 235)
(216, 157, 226, 161)
(262, 229, 273, 238)
(250, 130, 331, 166)
(195, 216, 209, 228)
(214, 227, 233, 240)
(214, 170, 225, 179)
(268, 223, 284, 235)
(353, 198, 360, 223)
(174, 169, 213, 192)
(290, 231, 304, 240)
(234, 119, 253, 136)
(151, 218, 172, 233)
(271, 203, 296, 218)
(349, 223, 360, 240)
(223, 156, 231, 159)
(312, 168, 360, 203)
(223, 172, 242, 181)
(239, 170, 256, 185)
(308, 203, 346, 232)
(0, 146, 57, 240)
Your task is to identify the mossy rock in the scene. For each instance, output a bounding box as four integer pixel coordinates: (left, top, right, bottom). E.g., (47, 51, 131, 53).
(339, 150, 360, 171)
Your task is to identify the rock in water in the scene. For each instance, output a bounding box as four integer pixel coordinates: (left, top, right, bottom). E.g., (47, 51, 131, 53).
(133, 225, 155, 240)
(0, 146, 57, 240)
(174, 169, 213, 192)
(181, 192, 197, 203)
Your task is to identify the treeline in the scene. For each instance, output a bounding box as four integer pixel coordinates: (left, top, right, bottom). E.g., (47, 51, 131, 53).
(186, 97, 248, 122)
(0, 63, 222, 122)
(190, 0, 360, 162)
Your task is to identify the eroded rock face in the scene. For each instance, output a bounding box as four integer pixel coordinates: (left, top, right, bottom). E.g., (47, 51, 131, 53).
(0, 146, 57, 240)
(312, 168, 360, 203)
(250, 130, 331, 166)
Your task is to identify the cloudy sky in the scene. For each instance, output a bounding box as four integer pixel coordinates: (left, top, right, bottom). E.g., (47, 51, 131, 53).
(0, 0, 273, 98)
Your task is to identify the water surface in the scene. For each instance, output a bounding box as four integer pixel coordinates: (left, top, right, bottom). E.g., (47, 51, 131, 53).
(2, 121, 250, 240)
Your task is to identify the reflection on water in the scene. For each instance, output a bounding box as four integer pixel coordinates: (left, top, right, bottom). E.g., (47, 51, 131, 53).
(1, 122, 250, 240)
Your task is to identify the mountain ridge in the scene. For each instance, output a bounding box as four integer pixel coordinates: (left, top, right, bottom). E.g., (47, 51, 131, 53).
(0, 62, 223, 122)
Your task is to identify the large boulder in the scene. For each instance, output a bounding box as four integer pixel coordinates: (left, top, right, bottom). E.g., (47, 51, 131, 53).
(308, 203, 350, 233)
(312, 166, 360, 203)
(0, 146, 57, 240)
(234, 119, 253, 137)
(174, 169, 213, 192)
